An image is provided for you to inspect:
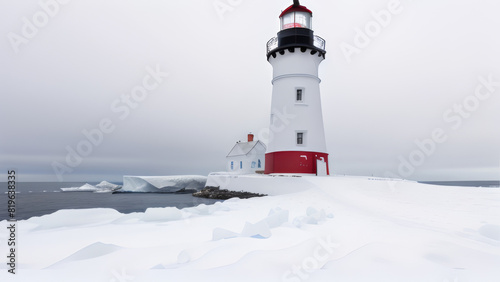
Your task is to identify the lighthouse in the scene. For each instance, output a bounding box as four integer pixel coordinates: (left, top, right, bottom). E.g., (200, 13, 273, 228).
(264, 0, 329, 175)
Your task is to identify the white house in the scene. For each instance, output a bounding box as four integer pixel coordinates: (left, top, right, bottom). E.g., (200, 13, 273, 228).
(226, 134, 266, 174)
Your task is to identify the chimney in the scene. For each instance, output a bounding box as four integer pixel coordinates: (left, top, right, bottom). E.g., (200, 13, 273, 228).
(248, 133, 254, 142)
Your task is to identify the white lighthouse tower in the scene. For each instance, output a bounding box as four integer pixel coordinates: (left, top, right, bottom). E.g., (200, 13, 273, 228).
(264, 0, 329, 175)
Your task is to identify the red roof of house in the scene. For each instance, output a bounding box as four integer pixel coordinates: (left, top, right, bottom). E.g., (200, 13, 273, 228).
(279, 4, 313, 18)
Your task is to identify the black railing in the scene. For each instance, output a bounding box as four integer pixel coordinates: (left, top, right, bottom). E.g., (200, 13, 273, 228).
(313, 35, 326, 50)
(266, 35, 326, 54)
(267, 37, 279, 53)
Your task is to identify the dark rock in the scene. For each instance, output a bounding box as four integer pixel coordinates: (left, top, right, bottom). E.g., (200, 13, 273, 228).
(175, 188, 198, 194)
(193, 186, 267, 200)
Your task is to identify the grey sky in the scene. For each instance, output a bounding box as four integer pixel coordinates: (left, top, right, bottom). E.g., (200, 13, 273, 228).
(1, 0, 499, 182)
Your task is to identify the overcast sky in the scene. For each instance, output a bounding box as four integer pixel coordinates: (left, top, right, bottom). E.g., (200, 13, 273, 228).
(1, 0, 499, 182)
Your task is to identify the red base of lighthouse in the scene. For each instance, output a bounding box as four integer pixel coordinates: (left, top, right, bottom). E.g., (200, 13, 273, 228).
(264, 151, 329, 175)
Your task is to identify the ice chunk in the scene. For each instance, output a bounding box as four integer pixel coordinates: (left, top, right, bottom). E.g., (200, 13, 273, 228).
(306, 207, 326, 224)
(60, 181, 121, 193)
(213, 208, 287, 241)
(121, 175, 207, 193)
(213, 227, 240, 240)
(142, 207, 184, 222)
(177, 250, 191, 264)
(265, 208, 289, 228)
(95, 180, 121, 189)
(60, 183, 97, 192)
(151, 264, 166, 269)
(241, 221, 272, 239)
(293, 207, 329, 227)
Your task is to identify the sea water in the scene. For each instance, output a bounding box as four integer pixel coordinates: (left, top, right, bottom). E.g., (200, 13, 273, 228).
(0, 182, 219, 220)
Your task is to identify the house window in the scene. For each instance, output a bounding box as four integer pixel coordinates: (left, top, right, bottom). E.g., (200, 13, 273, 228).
(296, 88, 303, 102)
(297, 132, 304, 145)
(258, 159, 261, 168)
(251, 161, 256, 168)
(230, 161, 234, 170)
(240, 161, 243, 169)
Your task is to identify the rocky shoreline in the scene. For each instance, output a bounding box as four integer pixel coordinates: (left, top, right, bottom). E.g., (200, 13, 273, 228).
(192, 186, 267, 200)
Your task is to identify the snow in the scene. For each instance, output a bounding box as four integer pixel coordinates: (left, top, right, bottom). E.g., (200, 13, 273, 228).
(206, 173, 318, 195)
(1, 176, 499, 282)
(121, 175, 207, 193)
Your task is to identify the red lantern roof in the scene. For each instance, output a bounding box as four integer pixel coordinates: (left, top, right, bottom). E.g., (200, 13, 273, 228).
(279, 4, 313, 18)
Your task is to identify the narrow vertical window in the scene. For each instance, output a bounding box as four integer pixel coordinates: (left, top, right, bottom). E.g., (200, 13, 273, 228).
(258, 159, 261, 168)
(231, 161, 234, 170)
(297, 132, 304, 145)
(296, 89, 303, 102)
(240, 161, 243, 169)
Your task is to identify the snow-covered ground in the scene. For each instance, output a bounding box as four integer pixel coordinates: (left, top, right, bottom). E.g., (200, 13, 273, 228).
(1, 176, 499, 282)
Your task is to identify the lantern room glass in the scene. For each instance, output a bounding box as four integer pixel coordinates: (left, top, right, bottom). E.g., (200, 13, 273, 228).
(281, 11, 312, 30)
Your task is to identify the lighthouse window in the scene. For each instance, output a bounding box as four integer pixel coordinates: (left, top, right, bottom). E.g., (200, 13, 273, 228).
(258, 159, 262, 168)
(297, 132, 304, 145)
(296, 89, 303, 102)
(295, 12, 310, 28)
(281, 12, 312, 30)
(240, 161, 243, 169)
(281, 13, 295, 29)
(231, 161, 234, 170)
